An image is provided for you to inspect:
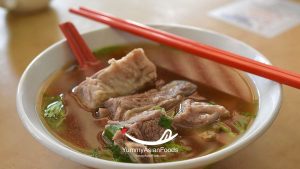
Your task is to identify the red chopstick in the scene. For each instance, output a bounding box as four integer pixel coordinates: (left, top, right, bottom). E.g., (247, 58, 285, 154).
(70, 7, 300, 89)
(59, 22, 100, 68)
(78, 7, 300, 80)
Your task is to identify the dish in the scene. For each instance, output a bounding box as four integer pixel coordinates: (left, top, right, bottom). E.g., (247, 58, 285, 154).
(17, 24, 282, 169)
(39, 43, 258, 163)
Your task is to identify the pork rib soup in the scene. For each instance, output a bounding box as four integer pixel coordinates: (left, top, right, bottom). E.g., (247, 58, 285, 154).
(38, 43, 257, 163)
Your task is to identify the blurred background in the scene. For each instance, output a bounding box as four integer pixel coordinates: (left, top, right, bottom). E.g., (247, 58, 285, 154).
(0, 0, 299, 169)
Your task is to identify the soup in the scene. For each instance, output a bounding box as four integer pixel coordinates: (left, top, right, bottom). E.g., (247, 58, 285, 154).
(38, 43, 257, 163)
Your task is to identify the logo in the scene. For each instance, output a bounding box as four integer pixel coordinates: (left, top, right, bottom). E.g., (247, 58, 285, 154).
(121, 127, 178, 146)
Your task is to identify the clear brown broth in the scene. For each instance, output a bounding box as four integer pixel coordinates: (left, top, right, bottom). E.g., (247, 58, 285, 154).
(39, 43, 258, 162)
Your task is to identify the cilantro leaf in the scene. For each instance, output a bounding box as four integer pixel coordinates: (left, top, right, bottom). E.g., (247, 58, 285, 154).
(159, 115, 173, 129)
(43, 94, 66, 128)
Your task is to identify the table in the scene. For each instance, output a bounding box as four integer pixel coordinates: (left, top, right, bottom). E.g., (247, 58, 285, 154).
(0, 0, 299, 168)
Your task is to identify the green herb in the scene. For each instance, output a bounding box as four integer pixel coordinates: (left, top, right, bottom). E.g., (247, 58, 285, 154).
(99, 149, 114, 160)
(214, 122, 236, 137)
(159, 115, 173, 129)
(218, 122, 231, 132)
(151, 106, 166, 112)
(151, 106, 173, 129)
(241, 111, 256, 118)
(103, 124, 123, 144)
(93, 46, 123, 57)
(44, 99, 64, 119)
(90, 148, 100, 158)
(163, 141, 190, 152)
(88, 148, 114, 160)
(108, 145, 132, 163)
(232, 118, 249, 134)
(43, 94, 66, 128)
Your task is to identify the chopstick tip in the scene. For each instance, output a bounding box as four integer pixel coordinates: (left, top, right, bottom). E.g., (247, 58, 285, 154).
(59, 21, 72, 28)
(69, 8, 78, 13)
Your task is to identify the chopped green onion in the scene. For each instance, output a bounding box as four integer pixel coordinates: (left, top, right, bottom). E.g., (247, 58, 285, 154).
(163, 141, 191, 152)
(108, 145, 132, 163)
(103, 124, 123, 144)
(214, 122, 236, 137)
(232, 118, 249, 134)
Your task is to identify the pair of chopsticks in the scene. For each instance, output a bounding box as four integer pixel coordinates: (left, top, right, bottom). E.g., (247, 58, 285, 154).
(68, 7, 300, 89)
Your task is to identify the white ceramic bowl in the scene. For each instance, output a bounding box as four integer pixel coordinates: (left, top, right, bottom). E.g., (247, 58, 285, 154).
(17, 24, 282, 169)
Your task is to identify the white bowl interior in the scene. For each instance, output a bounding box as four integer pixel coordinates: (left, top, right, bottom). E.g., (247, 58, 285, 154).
(17, 25, 282, 169)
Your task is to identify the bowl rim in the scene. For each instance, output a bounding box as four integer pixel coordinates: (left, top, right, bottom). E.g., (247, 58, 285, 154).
(16, 24, 283, 168)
